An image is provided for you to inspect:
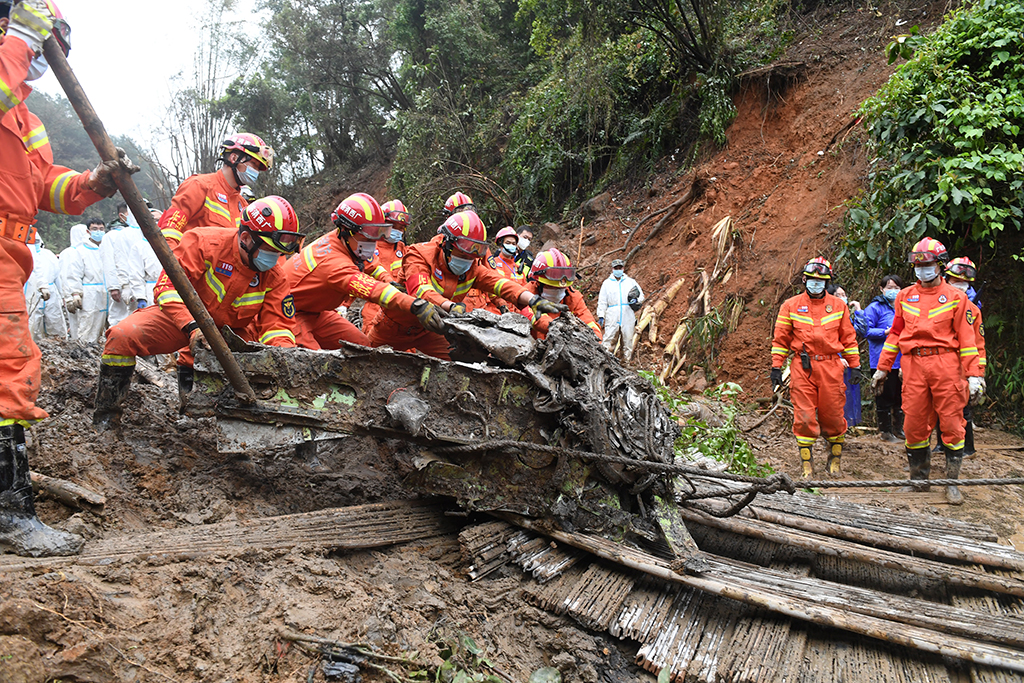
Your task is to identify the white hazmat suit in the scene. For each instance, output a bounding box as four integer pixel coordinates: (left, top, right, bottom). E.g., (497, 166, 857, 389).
(123, 211, 161, 308)
(100, 221, 132, 326)
(59, 224, 89, 339)
(26, 240, 67, 341)
(597, 270, 645, 361)
(65, 238, 109, 343)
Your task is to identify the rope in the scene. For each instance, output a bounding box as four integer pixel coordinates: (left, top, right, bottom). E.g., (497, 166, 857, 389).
(432, 439, 1024, 491)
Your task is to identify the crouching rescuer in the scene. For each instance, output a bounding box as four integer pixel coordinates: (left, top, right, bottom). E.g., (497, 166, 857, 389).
(364, 210, 567, 359)
(871, 238, 984, 505)
(771, 258, 861, 478)
(94, 197, 303, 428)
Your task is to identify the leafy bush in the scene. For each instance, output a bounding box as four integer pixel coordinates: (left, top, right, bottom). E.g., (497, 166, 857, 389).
(842, 0, 1024, 269)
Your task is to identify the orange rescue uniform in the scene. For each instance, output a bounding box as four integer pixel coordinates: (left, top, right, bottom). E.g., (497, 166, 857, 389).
(365, 236, 531, 359)
(522, 282, 602, 341)
(158, 171, 248, 245)
(772, 292, 860, 448)
(966, 300, 986, 376)
(0, 35, 106, 423)
(877, 280, 980, 450)
(464, 252, 524, 314)
(359, 238, 406, 329)
(102, 227, 297, 368)
(289, 232, 422, 349)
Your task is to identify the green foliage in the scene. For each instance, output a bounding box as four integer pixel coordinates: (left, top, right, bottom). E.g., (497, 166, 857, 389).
(982, 352, 1024, 436)
(433, 632, 502, 683)
(640, 373, 773, 477)
(842, 0, 1024, 270)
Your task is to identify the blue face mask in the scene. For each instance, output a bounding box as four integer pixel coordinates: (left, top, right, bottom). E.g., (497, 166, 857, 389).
(448, 255, 474, 276)
(805, 279, 826, 295)
(252, 248, 280, 272)
(90, 230, 105, 243)
(240, 165, 259, 186)
(883, 288, 899, 302)
(385, 229, 403, 244)
(502, 243, 517, 256)
(612, 269, 624, 280)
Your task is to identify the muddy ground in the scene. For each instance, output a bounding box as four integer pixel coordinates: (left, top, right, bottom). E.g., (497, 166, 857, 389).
(6, 1, 1024, 681)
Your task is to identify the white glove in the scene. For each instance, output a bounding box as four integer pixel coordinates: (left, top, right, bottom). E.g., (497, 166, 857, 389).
(38, 285, 50, 301)
(870, 369, 888, 395)
(6, 0, 55, 54)
(968, 376, 986, 405)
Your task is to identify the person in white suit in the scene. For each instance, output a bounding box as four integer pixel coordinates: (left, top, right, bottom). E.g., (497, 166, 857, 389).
(65, 224, 109, 343)
(100, 203, 133, 326)
(26, 239, 66, 340)
(596, 259, 645, 361)
(58, 223, 90, 339)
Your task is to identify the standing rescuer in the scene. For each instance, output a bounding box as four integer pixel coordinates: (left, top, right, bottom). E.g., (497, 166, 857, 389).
(771, 258, 861, 478)
(158, 133, 273, 245)
(288, 193, 445, 349)
(871, 238, 984, 504)
(0, 0, 140, 556)
(365, 210, 566, 359)
(94, 196, 303, 427)
(942, 256, 986, 462)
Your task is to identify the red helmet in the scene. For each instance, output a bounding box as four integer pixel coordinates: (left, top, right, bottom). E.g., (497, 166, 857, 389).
(443, 192, 475, 217)
(240, 196, 304, 254)
(332, 193, 389, 240)
(495, 226, 518, 243)
(946, 256, 977, 281)
(802, 257, 832, 280)
(221, 133, 274, 170)
(440, 210, 488, 257)
(908, 237, 948, 265)
(530, 248, 576, 287)
(381, 199, 410, 228)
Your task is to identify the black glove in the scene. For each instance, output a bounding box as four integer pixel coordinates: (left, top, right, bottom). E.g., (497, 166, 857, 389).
(849, 367, 862, 385)
(628, 285, 640, 301)
(628, 299, 641, 312)
(529, 295, 568, 317)
(448, 302, 467, 316)
(770, 368, 783, 393)
(410, 298, 447, 334)
(389, 281, 407, 293)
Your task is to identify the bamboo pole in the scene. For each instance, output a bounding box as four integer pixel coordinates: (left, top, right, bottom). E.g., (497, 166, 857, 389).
(636, 276, 686, 339)
(30, 472, 104, 511)
(42, 38, 257, 404)
(501, 514, 1024, 674)
(746, 506, 1024, 572)
(680, 508, 1024, 598)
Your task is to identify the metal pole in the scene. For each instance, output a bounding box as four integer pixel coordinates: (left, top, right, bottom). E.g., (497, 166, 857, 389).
(42, 37, 257, 404)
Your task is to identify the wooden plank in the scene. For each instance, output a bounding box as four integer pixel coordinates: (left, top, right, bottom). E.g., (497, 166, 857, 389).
(0, 500, 454, 572)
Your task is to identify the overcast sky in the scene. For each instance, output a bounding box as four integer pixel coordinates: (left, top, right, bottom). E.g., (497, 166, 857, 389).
(32, 0, 261, 152)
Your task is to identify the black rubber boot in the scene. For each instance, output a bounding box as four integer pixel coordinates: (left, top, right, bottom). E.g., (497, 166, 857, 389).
(92, 364, 135, 430)
(900, 447, 931, 492)
(944, 446, 964, 505)
(0, 425, 84, 557)
(877, 409, 899, 443)
(892, 409, 905, 440)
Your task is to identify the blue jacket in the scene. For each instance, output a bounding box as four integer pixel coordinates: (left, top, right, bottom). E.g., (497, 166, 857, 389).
(854, 296, 901, 370)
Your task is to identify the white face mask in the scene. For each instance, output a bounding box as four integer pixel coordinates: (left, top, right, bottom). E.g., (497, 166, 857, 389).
(517, 237, 530, 251)
(915, 265, 940, 282)
(805, 279, 826, 295)
(949, 279, 970, 292)
(540, 287, 566, 303)
(355, 239, 377, 261)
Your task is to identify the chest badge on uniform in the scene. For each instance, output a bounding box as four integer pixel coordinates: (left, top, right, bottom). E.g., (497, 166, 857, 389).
(396, 250, 403, 258)
(938, 294, 947, 303)
(282, 294, 295, 318)
(249, 274, 260, 287)
(217, 192, 228, 203)
(434, 268, 443, 278)
(797, 306, 808, 313)
(215, 262, 233, 277)
(908, 294, 920, 303)
(825, 304, 833, 313)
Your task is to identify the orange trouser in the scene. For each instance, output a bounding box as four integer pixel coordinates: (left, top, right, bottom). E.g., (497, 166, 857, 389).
(102, 305, 257, 368)
(294, 310, 369, 350)
(364, 312, 451, 360)
(0, 238, 48, 422)
(789, 355, 847, 447)
(901, 351, 966, 450)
